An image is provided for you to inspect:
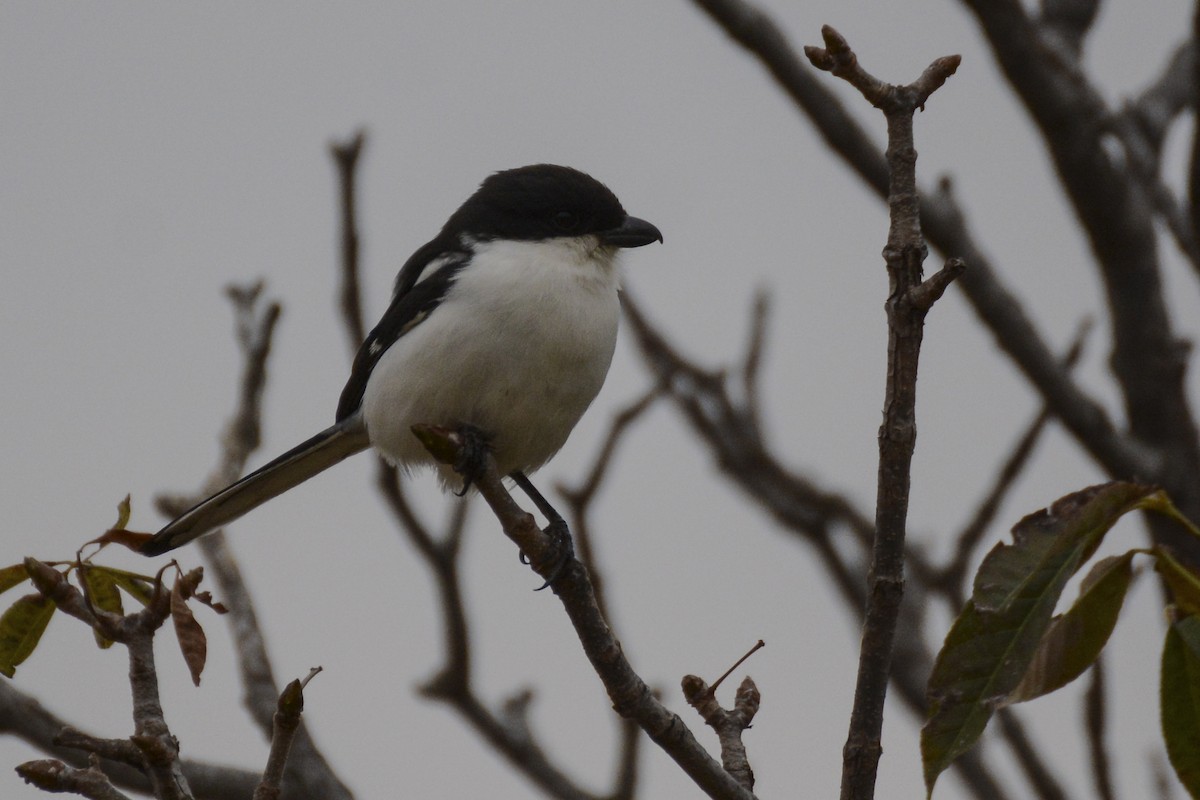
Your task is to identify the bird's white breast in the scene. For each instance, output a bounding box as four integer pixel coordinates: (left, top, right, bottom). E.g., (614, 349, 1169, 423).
(361, 236, 622, 483)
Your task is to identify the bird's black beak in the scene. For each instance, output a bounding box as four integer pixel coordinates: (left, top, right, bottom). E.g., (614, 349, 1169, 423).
(600, 216, 663, 248)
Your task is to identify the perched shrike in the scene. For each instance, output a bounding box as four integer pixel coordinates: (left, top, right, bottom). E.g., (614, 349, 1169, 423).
(141, 164, 662, 556)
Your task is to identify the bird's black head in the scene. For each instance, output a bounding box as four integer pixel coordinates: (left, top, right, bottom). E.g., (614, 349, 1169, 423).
(444, 164, 662, 248)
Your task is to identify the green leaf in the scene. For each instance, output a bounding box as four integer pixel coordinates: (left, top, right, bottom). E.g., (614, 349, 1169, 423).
(80, 567, 124, 649)
(1158, 548, 1200, 617)
(922, 482, 1154, 795)
(1142, 492, 1200, 543)
(94, 568, 156, 607)
(1162, 616, 1200, 797)
(1008, 552, 1135, 703)
(0, 564, 31, 597)
(0, 594, 56, 678)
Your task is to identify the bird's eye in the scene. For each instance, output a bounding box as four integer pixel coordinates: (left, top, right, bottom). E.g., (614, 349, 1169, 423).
(553, 210, 581, 231)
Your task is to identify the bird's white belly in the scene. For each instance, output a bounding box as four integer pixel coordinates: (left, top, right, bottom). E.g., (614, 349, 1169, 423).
(361, 238, 621, 483)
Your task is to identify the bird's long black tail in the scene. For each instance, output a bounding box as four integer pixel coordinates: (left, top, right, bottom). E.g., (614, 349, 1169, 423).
(142, 417, 371, 556)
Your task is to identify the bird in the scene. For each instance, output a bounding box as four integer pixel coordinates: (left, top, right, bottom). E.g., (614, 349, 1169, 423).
(141, 164, 662, 556)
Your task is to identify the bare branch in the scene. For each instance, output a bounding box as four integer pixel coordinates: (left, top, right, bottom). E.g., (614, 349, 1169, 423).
(738, 290, 769, 437)
(330, 131, 368, 353)
(804, 25, 961, 113)
(804, 28, 964, 800)
(1126, 42, 1196, 155)
(921, 179, 1155, 480)
(53, 730, 142, 769)
(403, 423, 756, 799)
(682, 672, 761, 792)
(255, 673, 319, 800)
(656, 12, 1049, 798)
(1108, 41, 1200, 275)
(17, 757, 133, 800)
(125, 633, 190, 800)
(0, 682, 261, 800)
(1037, 0, 1099, 55)
(691, 0, 887, 189)
(1084, 659, 1116, 800)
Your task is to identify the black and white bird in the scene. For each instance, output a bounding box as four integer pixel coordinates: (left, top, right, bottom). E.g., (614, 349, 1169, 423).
(141, 164, 661, 556)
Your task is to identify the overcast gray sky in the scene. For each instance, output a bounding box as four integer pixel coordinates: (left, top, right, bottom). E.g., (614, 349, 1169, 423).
(2, 2, 1194, 798)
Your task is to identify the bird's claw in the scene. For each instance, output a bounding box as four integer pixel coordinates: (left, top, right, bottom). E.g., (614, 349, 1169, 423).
(530, 518, 574, 591)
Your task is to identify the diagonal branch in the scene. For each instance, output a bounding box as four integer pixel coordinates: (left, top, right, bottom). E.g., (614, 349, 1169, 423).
(416, 431, 756, 800)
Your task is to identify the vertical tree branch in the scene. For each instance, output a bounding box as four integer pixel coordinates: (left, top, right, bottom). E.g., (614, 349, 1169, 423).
(805, 26, 963, 800)
(1192, 6, 1200, 243)
(331, 131, 367, 351)
(1084, 659, 1116, 800)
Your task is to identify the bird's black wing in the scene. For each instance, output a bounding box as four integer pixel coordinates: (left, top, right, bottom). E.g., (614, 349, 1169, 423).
(336, 240, 470, 421)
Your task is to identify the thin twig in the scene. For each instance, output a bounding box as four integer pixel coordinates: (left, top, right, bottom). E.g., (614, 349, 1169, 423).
(16, 757, 134, 800)
(331, 130, 367, 351)
(740, 290, 769, 437)
(255, 671, 320, 800)
(682, 660, 762, 793)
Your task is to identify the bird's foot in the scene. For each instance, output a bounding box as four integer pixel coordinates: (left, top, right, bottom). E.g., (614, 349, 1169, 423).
(507, 470, 575, 588)
(525, 517, 575, 591)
